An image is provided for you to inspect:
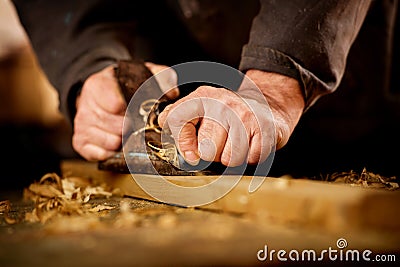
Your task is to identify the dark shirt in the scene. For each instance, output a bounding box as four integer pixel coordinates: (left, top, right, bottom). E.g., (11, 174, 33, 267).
(11, 0, 400, 176)
(12, 0, 384, 117)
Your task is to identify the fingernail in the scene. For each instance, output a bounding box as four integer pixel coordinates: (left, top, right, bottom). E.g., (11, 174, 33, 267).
(184, 150, 200, 166)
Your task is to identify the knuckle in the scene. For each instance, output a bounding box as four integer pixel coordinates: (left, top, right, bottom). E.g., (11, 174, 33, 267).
(108, 94, 126, 114)
(196, 86, 208, 94)
(221, 154, 234, 167)
(239, 109, 255, 123)
(247, 153, 261, 165)
(166, 109, 191, 129)
(72, 130, 85, 149)
(104, 134, 121, 150)
(198, 139, 216, 161)
(83, 75, 97, 91)
(166, 68, 178, 86)
(96, 150, 109, 161)
(166, 108, 181, 123)
(220, 155, 229, 166)
(72, 135, 89, 159)
(225, 141, 247, 167)
(197, 123, 214, 139)
(71, 135, 81, 152)
(178, 136, 195, 150)
(195, 85, 215, 96)
(220, 146, 233, 166)
(249, 133, 273, 164)
(201, 154, 215, 162)
(74, 109, 88, 124)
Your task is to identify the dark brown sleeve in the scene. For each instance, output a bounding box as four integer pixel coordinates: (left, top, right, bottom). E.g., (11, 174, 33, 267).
(10, 0, 147, 122)
(239, 0, 372, 110)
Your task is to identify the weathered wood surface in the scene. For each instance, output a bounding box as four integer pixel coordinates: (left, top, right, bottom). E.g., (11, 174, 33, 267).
(4, 195, 398, 267)
(61, 159, 400, 235)
(1, 159, 399, 267)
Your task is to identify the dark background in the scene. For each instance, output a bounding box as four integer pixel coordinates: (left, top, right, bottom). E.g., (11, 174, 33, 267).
(1, 0, 399, 194)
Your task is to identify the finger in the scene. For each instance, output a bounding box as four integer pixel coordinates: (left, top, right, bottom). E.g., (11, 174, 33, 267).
(92, 110, 125, 136)
(86, 127, 122, 151)
(145, 62, 180, 99)
(94, 84, 126, 115)
(165, 98, 204, 164)
(248, 133, 263, 165)
(245, 99, 275, 164)
(221, 119, 249, 167)
(73, 125, 122, 152)
(157, 104, 172, 128)
(248, 130, 274, 165)
(197, 94, 250, 167)
(73, 143, 117, 161)
(177, 121, 200, 165)
(197, 118, 227, 162)
(75, 105, 125, 137)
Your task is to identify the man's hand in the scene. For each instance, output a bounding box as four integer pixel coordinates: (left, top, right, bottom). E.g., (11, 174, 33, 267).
(73, 65, 124, 161)
(158, 70, 305, 167)
(73, 62, 179, 161)
(239, 70, 305, 150)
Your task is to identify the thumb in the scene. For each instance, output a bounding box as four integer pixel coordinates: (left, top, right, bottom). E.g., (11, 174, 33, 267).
(145, 62, 180, 99)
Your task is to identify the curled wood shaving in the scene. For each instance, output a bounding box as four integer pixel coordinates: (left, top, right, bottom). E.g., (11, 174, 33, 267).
(82, 186, 112, 203)
(0, 200, 10, 213)
(88, 205, 115, 212)
(23, 172, 116, 224)
(0, 200, 18, 224)
(326, 168, 399, 190)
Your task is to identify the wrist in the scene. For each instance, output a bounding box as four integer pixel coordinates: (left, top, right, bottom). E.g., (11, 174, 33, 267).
(239, 69, 305, 149)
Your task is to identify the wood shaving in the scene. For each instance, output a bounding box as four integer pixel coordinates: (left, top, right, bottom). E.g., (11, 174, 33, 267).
(113, 201, 139, 229)
(89, 204, 115, 212)
(324, 168, 399, 190)
(0, 200, 10, 213)
(0, 200, 18, 224)
(157, 214, 177, 229)
(44, 214, 104, 233)
(22, 172, 117, 224)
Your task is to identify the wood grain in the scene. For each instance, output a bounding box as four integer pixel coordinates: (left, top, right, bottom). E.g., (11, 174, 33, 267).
(61, 159, 400, 235)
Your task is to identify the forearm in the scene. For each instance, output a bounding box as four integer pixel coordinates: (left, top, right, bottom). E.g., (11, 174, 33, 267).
(11, 0, 140, 122)
(240, 0, 371, 110)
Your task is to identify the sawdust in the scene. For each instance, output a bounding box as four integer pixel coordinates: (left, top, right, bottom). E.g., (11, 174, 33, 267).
(20, 172, 120, 224)
(322, 167, 399, 190)
(3, 166, 397, 235)
(0, 200, 10, 213)
(1, 172, 185, 233)
(0, 200, 17, 224)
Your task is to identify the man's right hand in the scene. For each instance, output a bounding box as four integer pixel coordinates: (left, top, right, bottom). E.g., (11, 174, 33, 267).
(73, 65, 126, 161)
(72, 63, 179, 161)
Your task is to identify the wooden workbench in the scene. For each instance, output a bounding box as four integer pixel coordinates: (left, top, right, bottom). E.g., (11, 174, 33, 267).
(1, 159, 399, 267)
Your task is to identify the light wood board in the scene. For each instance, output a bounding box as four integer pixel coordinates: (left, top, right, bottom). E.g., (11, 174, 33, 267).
(61, 159, 400, 235)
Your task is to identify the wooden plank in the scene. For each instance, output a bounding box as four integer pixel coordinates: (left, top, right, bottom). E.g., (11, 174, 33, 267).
(61, 159, 400, 235)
